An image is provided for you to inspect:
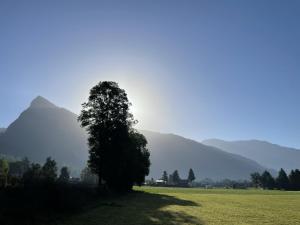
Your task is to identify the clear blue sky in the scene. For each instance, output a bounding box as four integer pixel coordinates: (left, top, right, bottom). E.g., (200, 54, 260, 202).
(1, 0, 300, 147)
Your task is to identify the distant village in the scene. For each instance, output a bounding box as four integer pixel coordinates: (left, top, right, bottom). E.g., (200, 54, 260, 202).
(146, 169, 196, 187)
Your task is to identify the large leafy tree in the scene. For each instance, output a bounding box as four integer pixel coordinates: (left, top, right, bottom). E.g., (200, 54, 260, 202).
(78, 81, 150, 192)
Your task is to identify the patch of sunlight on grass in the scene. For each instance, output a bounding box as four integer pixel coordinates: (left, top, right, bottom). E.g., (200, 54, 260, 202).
(58, 187, 300, 225)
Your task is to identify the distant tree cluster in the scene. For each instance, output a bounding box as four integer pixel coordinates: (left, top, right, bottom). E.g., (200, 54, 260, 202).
(251, 168, 300, 190)
(149, 169, 196, 187)
(23, 157, 71, 186)
(193, 178, 251, 189)
(0, 157, 71, 188)
(0, 158, 101, 225)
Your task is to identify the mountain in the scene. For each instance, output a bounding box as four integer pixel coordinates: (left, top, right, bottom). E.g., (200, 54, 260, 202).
(140, 130, 266, 180)
(0, 96, 88, 173)
(0, 128, 6, 136)
(0, 96, 267, 180)
(202, 139, 300, 171)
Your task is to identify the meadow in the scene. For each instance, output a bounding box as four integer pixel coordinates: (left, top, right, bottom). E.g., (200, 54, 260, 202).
(57, 186, 300, 225)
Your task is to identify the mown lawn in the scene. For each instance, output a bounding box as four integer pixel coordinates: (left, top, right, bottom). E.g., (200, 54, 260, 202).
(57, 186, 300, 225)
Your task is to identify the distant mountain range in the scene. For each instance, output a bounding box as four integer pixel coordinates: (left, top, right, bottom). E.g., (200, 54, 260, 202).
(140, 130, 266, 180)
(203, 139, 300, 171)
(0, 96, 292, 180)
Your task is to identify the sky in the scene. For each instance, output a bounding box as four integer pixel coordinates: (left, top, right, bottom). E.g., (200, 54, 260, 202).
(1, 0, 300, 148)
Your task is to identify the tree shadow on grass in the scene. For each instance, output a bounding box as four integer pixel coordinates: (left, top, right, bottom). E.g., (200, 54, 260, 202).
(62, 190, 204, 225)
(0, 187, 204, 225)
(127, 191, 204, 225)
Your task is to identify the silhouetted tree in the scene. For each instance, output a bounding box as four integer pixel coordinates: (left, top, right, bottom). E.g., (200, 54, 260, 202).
(59, 166, 70, 182)
(162, 171, 168, 183)
(289, 169, 300, 191)
(42, 157, 57, 182)
(250, 172, 261, 188)
(168, 174, 174, 184)
(276, 168, 289, 190)
(126, 132, 150, 187)
(78, 81, 150, 192)
(23, 163, 42, 185)
(172, 170, 180, 184)
(188, 168, 196, 182)
(260, 171, 275, 189)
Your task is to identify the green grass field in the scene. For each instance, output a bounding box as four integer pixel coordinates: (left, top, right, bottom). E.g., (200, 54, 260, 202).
(58, 186, 300, 225)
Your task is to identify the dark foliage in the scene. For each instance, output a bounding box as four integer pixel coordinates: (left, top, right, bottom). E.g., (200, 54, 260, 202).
(276, 168, 290, 190)
(172, 170, 181, 184)
(78, 81, 150, 192)
(23, 157, 58, 186)
(260, 171, 276, 189)
(188, 168, 196, 182)
(161, 171, 168, 182)
(42, 157, 58, 182)
(23, 163, 43, 186)
(250, 168, 300, 191)
(8, 157, 30, 177)
(59, 166, 70, 182)
(80, 166, 98, 185)
(0, 184, 99, 225)
(250, 172, 261, 188)
(0, 158, 9, 187)
(289, 169, 300, 190)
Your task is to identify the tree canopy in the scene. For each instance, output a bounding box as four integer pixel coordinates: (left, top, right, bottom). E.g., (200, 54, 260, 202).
(42, 157, 57, 182)
(188, 168, 196, 182)
(172, 170, 180, 184)
(260, 171, 276, 189)
(162, 171, 168, 182)
(78, 81, 150, 192)
(276, 168, 290, 190)
(250, 172, 261, 188)
(59, 166, 70, 182)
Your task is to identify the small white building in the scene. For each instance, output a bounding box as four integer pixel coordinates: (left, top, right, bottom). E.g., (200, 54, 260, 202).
(155, 179, 166, 185)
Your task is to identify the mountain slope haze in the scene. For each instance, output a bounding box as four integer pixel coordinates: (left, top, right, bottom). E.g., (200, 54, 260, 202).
(0, 96, 268, 180)
(203, 139, 300, 171)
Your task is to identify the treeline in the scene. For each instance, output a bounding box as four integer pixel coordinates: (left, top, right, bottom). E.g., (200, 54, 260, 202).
(147, 169, 196, 187)
(0, 157, 99, 188)
(0, 157, 100, 225)
(251, 168, 300, 190)
(0, 157, 71, 187)
(194, 178, 252, 189)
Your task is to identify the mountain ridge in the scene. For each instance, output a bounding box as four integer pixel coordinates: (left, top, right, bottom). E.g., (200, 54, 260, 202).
(0, 96, 88, 174)
(203, 138, 300, 171)
(0, 96, 272, 179)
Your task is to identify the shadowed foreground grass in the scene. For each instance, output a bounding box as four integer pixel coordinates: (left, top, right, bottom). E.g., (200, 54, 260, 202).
(58, 190, 202, 225)
(58, 187, 300, 225)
